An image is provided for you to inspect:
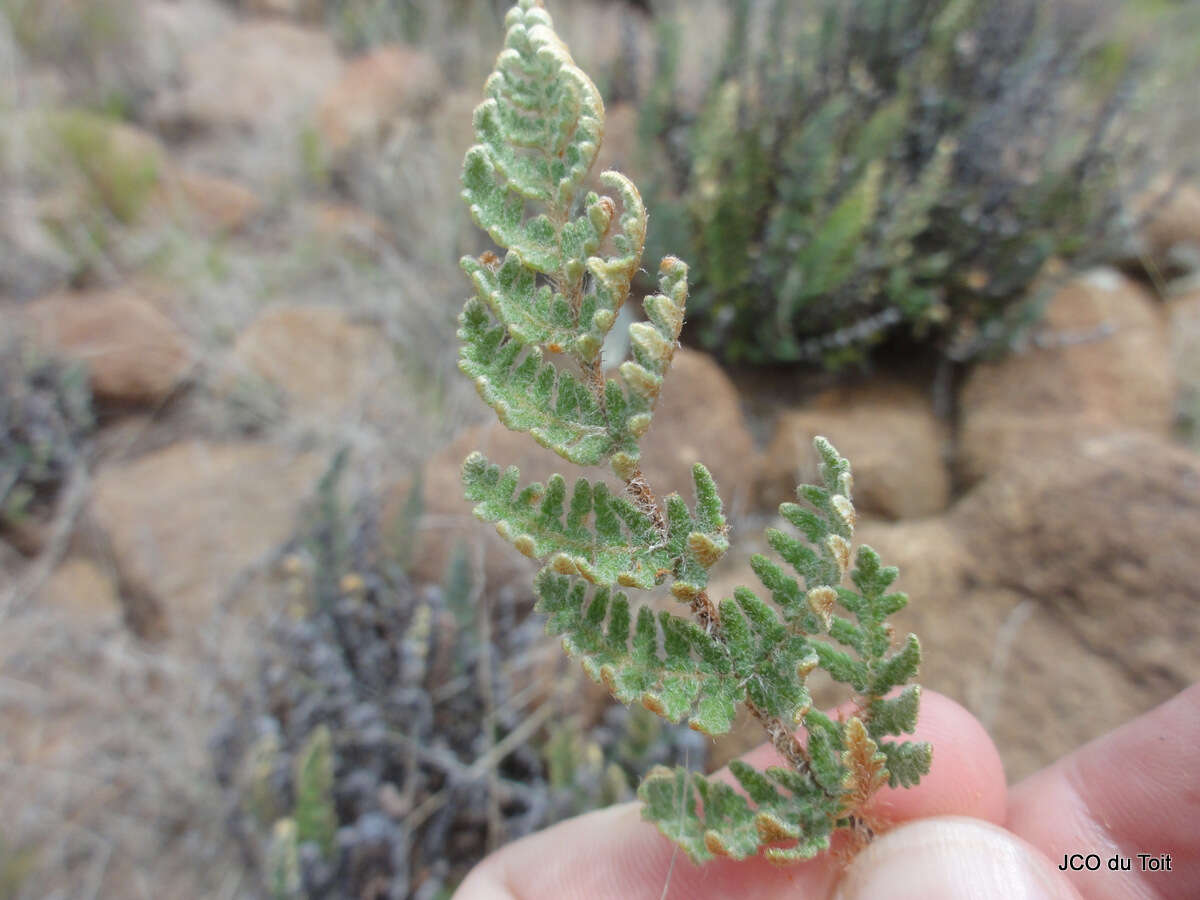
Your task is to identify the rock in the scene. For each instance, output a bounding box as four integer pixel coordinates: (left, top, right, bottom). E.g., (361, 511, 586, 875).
(229, 306, 401, 426)
(153, 21, 339, 135)
(397, 348, 756, 586)
(883, 579, 1153, 781)
(950, 431, 1200, 769)
(88, 442, 324, 638)
(641, 349, 758, 505)
(35, 557, 121, 623)
(149, 20, 340, 184)
(966, 588, 1174, 780)
(954, 431, 1200, 666)
(303, 202, 393, 257)
(242, 0, 323, 20)
(22, 287, 192, 408)
(957, 269, 1173, 485)
(1135, 179, 1200, 276)
(155, 169, 262, 234)
(758, 381, 949, 520)
(315, 45, 441, 165)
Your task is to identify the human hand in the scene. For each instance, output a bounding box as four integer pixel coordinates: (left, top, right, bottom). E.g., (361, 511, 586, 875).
(454, 684, 1199, 899)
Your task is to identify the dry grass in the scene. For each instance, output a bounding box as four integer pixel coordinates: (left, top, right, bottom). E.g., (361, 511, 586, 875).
(0, 606, 254, 899)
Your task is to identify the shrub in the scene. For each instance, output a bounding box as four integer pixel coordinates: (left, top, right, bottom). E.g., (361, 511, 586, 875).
(46, 109, 160, 226)
(214, 454, 704, 897)
(27, 109, 164, 284)
(1, 0, 144, 112)
(0, 336, 93, 530)
(456, 0, 929, 864)
(640, 0, 1146, 366)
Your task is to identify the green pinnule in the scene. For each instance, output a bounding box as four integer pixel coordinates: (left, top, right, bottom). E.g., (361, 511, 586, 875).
(458, 0, 930, 864)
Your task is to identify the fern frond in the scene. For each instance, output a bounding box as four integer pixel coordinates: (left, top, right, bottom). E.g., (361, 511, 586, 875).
(464, 454, 728, 593)
(639, 759, 842, 863)
(458, 258, 690, 472)
(745, 439, 927, 704)
(618, 256, 688, 416)
(472, 1, 601, 210)
(459, 2, 931, 867)
(458, 300, 616, 465)
(536, 572, 815, 737)
(462, 0, 649, 369)
(460, 0, 688, 471)
(536, 572, 742, 734)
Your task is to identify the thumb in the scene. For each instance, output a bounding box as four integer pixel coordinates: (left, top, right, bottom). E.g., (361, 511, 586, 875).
(833, 817, 1083, 900)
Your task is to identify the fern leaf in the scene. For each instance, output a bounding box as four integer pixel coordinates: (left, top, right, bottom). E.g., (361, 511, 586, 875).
(639, 760, 843, 864)
(535, 572, 741, 734)
(737, 437, 931, 798)
(540, 571, 820, 739)
(461, 251, 578, 352)
(459, 4, 933, 865)
(463, 0, 651, 373)
(537, 567, 815, 736)
(458, 300, 617, 465)
(468, 2, 601, 212)
(464, 452, 665, 586)
(461, 0, 688, 466)
(464, 454, 729, 593)
(620, 257, 688, 410)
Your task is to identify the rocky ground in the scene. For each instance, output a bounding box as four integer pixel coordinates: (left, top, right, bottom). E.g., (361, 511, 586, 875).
(2, 0, 1200, 897)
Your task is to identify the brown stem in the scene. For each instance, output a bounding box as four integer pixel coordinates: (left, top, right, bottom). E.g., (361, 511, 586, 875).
(746, 697, 811, 772)
(623, 465, 667, 536)
(745, 698, 845, 807)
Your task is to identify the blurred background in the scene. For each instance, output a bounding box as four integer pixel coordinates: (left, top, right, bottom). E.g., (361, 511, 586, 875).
(1, 0, 1197, 896)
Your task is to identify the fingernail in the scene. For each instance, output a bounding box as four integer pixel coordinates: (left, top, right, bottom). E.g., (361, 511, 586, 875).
(834, 817, 1082, 900)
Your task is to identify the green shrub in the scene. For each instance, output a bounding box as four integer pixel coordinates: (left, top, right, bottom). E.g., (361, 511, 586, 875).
(640, 0, 1146, 366)
(46, 109, 161, 225)
(28, 109, 164, 284)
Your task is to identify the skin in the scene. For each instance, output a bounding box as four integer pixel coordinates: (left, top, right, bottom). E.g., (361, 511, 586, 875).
(454, 684, 1200, 900)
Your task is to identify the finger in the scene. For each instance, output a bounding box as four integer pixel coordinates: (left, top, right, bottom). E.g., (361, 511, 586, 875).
(1007, 681, 1200, 900)
(453, 690, 1006, 900)
(834, 817, 1083, 900)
